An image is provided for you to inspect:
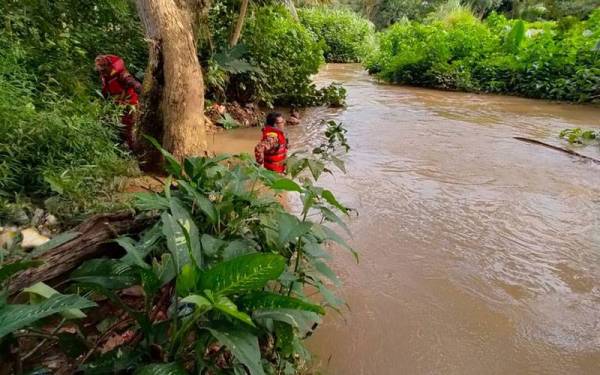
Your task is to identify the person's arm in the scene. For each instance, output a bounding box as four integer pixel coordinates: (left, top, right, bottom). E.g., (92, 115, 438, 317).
(254, 136, 278, 165)
(120, 72, 142, 95)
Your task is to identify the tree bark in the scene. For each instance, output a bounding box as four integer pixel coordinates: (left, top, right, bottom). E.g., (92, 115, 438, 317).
(228, 0, 249, 48)
(135, 0, 210, 162)
(8, 212, 154, 295)
(282, 0, 299, 21)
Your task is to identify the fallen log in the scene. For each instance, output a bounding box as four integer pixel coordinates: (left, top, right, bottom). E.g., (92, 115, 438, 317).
(513, 137, 600, 164)
(9, 211, 154, 295)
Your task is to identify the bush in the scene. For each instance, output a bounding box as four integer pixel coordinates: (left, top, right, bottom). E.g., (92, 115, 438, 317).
(201, 4, 348, 107)
(366, 7, 600, 102)
(239, 6, 325, 106)
(300, 7, 376, 63)
(0, 39, 137, 222)
(0, 0, 146, 98)
(0, 122, 354, 374)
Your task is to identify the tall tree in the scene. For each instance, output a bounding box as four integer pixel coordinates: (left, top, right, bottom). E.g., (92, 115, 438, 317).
(135, 0, 210, 163)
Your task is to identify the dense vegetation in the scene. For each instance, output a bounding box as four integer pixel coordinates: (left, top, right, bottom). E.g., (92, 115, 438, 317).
(365, 5, 600, 102)
(0, 124, 356, 374)
(0, 1, 364, 373)
(0, 1, 144, 222)
(0, 0, 358, 222)
(300, 7, 376, 63)
(340, 0, 599, 29)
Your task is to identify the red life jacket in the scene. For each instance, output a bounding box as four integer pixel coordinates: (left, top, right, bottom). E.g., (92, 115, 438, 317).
(262, 126, 288, 173)
(99, 55, 139, 106)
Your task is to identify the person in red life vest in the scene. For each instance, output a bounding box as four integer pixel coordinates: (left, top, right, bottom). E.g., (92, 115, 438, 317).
(94, 54, 142, 149)
(255, 112, 289, 173)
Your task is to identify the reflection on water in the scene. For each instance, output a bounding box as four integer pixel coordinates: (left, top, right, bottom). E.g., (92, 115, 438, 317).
(213, 64, 600, 374)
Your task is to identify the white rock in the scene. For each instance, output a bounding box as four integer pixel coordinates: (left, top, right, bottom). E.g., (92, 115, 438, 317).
(45, 214, 58, 226)
(21, 228, 50, 248)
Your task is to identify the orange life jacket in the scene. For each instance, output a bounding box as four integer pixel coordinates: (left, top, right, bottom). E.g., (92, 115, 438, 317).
(262, 126, 288, 173)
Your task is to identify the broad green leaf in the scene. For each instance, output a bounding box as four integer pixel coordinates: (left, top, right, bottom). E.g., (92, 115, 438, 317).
(176, 263, 199, 297)
(161, 212, 192, 273)
(116, 237, 150, 269)
(252, 309, 320, 336)
(134, 363, 187, 375)
(0, 260, 42, 284)
(0, 294, 96, 338)
(199, 253, 285, 296)
(274, 321, 295, 356)
(321, 189, 348, 214)
(302, 241, 331, 260)
(201, 234, 226, 257)
(212, 294, 255, 327)
(271, 178, 302, 193)
(330, 155, 346, 173)
(169, 197, 201, 268)
(206, 327, 264, 375)
(320, 206, 350, 235)
(278, 212, 312, 244)
(181, 294, 211, 310)
(134, 192, 170, 211)
(71, 259, 138, 289)
(316, 281, 344, 308)
(139, 267, 161, 296)
(312, 260, 340, 287)
(153, 253, 177, 285)
(23, 282, 86, 319)
(313, 224, 358, 263)
(222, 240, 255, 260)
(307, 159, 325, 180)
(177, 180, 217, 223)
(29, 231, 79, 257)
(238, 292, 325, 314)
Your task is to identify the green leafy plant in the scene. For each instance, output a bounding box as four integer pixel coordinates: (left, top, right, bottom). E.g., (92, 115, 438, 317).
(559, 128, 599, 144)
(300, 7, 376, 63)
(218, 113, 241, 129)
(365, 6, 600, 102)
(23, 122, 354, 373)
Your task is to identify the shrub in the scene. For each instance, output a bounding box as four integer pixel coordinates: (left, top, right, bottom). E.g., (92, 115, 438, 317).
(365, 6, 600, 102)
(0, 122, 355, 374)
(238, 6, 325, 106)
(0, 39, 137, 222)
(300, 7, 376, 63)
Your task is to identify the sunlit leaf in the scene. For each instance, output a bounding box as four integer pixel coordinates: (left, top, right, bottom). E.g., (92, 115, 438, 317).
(206, 327, 264, 375)
(199, 253, 285, 296)
(23, 282, 86, 319)
(238, 292, 325, 314)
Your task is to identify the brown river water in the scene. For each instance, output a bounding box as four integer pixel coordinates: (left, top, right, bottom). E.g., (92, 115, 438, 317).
(211, 64, 600, 374)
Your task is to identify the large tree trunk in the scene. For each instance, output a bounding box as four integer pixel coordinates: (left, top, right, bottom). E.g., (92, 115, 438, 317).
(228, 0, 249, 48)
(136, 0, 209, 162)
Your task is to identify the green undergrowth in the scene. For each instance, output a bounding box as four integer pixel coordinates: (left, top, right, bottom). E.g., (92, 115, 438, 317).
(0, 121, 355, 374)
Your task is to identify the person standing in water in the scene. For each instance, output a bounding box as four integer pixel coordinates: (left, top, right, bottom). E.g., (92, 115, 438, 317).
(255, 112, 289, 173)
(94, 54, 141, 150)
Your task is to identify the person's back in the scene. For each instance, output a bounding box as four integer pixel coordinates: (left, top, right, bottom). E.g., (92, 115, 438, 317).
(255, 112, 288, 173)
(95, 55, 141, 149)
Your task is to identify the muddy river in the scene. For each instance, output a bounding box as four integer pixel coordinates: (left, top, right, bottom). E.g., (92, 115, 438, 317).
(211, 64, 600, 374)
